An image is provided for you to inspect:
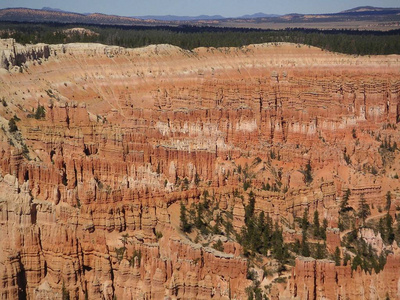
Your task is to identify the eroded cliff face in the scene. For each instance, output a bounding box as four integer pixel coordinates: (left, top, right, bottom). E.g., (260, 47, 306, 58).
(287, 255, 400, 299)
(0, 38, 400, 299)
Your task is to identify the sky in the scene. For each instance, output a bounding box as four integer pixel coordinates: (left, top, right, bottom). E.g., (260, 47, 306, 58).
(0, 0, 399, 17)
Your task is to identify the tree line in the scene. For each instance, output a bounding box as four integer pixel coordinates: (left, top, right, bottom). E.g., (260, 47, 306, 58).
(1, 21, 400, 55)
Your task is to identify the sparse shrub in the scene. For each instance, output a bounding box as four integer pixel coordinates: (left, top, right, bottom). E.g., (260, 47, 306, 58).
(115, 247, 125, 262)
(352, 128, 357, 139)
(243, 180, 251, 191)
(62, 172, 68, 186)
(269, 150, 276, 160)
(182, 177, 189, 190)
(262, 182, 271, 191)
(34, 105, 46, 119)
(386, 191, 392, 211)
(253, 157, 262, 165)
(129, 249, 142, 267)
(8, 118, 17, 132)
(213, 239, 224, 252)
(371, 166, 378, 175)
(194, 172, 200, 186)
(344, 152, 351, 165)
(302, 162, 313, 184)
(62, 281, 70, 300)
(155, 231, 163, 240)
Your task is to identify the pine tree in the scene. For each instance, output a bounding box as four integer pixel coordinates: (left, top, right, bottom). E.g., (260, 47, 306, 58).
(301, 236, 310, 257)
(352, 255, 362, 270)
(245, 191, 255, 225)
(194, 172, 200, 186)
(313, 210, 320, 237)
(213, 239, 224, 252)
(120, 233, 131, 250)
(303, 162, 313, 184)
(379, 217, 386, 241)
(358, 195, 370, 226)
(34, 105, 46, 119)
(62, 281, 70, 300)
(225, 219, 233, 238)
(212, 215, 221, 235)
(180, 202, 191, 233)
(301, 208, 309, 231)
(272, 223, 288, 274)
(195, 203, 206, 233)
(263, 214, 273, 251)
(343, 253, 351, 266)
(257, 211, 266, 253)
(315, 243, 325, 259)
(301, 208, 310, 256)
(321, 218, 328, 240)
(386, 212, 394, 245)
(392, 142, 398, 152)
(334, 246, 341, 266)
(378, 252, 386, 271)
(386, 191, 392, 211)
(341, 189, 351, 211)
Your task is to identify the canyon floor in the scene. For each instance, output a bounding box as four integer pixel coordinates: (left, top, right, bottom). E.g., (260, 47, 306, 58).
(1, 38, 400, 299)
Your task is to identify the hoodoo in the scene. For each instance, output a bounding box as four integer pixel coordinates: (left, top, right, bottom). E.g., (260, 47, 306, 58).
(0, 38, 400, 299)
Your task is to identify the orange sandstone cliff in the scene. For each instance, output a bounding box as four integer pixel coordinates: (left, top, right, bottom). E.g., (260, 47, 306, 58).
(0, 38, 400, 299)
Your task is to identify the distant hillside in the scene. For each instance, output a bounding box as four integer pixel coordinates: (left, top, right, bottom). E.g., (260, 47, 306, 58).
(41, 7, 65, 13)
(238, 13, 281, 19)
(0, 7, 160, 26)
(133, 14, 225, 21)
(134, 13, 281, 21)
(340, 6, 399, 13)
(333, 6, 400, 17)
(0, 6, 399, 27)
(226, 6, 400, 22)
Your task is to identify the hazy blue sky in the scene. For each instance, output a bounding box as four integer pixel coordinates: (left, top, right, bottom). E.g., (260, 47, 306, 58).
(0, 0, 399, 17)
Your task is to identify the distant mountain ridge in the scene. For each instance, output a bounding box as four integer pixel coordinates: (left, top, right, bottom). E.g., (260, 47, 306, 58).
(0, 6, 399, 25)
(0, 7, 153, 26)
(133, 14, 225, 21)
(133, 13, 281, 21)
(42, 6, 91, 16)
(340, 6, 399, 13)
(238, 13, 281, 19)
(42, 7, 65, 13)
(40, 7, 280, 21)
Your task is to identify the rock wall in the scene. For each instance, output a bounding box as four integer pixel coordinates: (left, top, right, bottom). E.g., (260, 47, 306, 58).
(0, 38, 50, 70)
(288, 256, 400, 299)
(0, 39, 399, 299)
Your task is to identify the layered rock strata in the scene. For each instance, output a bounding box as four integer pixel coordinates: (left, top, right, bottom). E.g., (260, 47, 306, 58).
(0, 38, 400, 299)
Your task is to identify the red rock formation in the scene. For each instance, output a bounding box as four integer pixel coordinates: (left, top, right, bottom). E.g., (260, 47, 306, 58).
(326, 228, 341, 253)
(289, 255, 400, 299)
(0, 38, 400, 299)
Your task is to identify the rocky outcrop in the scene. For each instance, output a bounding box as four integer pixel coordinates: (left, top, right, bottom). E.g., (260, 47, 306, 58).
(0, 176, 249, 299)
(0, 39, 400, 299)
(288, 256, 400, 299)
(0, 39, 50, 70)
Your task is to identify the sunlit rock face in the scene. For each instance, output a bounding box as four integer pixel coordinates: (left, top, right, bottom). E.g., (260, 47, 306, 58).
(0, 38, 400, 299)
